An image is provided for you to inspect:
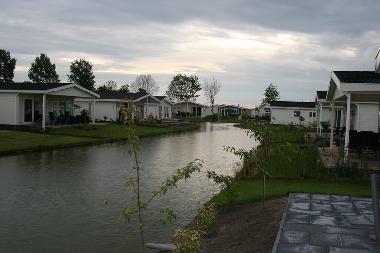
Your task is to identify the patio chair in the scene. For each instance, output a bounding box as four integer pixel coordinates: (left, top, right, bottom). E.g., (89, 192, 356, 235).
(34, 111, 42, 125)
(48, 112, 58, 126)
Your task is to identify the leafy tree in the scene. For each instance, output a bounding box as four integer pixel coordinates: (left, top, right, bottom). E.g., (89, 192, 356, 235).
(67, 59, 96, 90)
(166, 74, 201, 102)
(261, 83, 280, 105)
(96, 80, 117, 92)
(203, 77, 221, 113)
(28, 53, 60, 83)
(0, 49, 16, 83)
(130, 74, 159, 94)
(119, 83, 130, 92)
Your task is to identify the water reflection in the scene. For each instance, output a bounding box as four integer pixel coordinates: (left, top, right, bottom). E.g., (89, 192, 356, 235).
(0, 123, 255, 253)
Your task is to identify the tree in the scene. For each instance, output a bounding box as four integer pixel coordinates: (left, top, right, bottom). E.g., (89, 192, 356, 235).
(119, 83, 130, 92)
(28, 53, 60, 83)
(67, 59, 96, 90)
(96, 80, 117, 92)
(130, 74, 159, 94)
(203, 77, 221, 114)
(261, 83, 280, 105)
(0, 49, 16, 83)
(166, 74, 201, 102)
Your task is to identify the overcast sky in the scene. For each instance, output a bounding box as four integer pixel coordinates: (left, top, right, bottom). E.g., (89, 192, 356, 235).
(1, 0, 380, 107)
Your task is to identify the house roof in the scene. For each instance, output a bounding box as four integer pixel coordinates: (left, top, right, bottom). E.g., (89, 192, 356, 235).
(270, 101, 316, 108)
(0, 82, 72, 90)
(333, 71, 380, 83)
(316, 91, 327, 99)
(97, 90, 148, 100)
(154, 96, 167, 101)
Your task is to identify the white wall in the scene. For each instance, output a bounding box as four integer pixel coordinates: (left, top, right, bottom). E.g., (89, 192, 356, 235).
(271, 107, 317, 126)
(356, 103, 379, 133)
(0, 93, 17, 125)
(94, 102, 118, 121)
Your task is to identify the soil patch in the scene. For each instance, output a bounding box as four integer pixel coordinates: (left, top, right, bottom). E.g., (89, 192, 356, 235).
(201, 197, 288, 253)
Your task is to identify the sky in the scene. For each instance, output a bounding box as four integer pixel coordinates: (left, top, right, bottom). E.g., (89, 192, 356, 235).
(1, 0, 380, 108)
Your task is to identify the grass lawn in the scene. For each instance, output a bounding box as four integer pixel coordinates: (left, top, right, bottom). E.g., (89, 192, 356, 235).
(0, 123, 199, 155)
(51, 123, 198, 139)
(0, 131, 97, 154)
(212, 178, 372, 206)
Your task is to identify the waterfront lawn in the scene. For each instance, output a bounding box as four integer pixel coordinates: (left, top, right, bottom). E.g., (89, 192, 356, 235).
(51, 123, 198, 140)
(212, 179, 372, 206)
(0, 131, 97, 154)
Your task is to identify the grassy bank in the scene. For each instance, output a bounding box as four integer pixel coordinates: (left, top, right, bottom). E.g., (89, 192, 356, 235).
(0, 123, 199, 156)
(212, 179, 372, 206)
(213, 124, 372, 207)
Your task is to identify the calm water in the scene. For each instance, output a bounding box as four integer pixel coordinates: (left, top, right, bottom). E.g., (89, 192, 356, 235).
(0, 123, 255, 253)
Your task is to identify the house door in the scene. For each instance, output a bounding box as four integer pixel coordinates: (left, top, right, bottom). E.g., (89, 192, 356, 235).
(24, 98, 33, 123)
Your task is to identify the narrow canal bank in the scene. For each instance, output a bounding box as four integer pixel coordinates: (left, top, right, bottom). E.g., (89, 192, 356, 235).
(0, 123, 199, 157)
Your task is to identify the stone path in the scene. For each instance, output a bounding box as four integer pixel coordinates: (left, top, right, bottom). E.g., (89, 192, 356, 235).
(272, 193, 380, 253)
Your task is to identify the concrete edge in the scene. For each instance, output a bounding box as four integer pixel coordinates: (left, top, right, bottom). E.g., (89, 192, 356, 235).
(271, 193, 291, 253)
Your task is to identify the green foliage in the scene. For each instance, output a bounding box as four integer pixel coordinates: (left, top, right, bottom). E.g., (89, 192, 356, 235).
(96, 80, 117, 92)
(173, 203, 216, 253)
(0, 49, 16, 83)
(160, 208, 177, 224)
(261, 83, 279, 105)
(166, 74, 201, 102)
(206, 171, 238, 203)
(67, 59, 96, 90)
(212, 179, 372, 206)
(130, 74, 159, 94)
(119, 83, 130, 92)
(28, 53, 60, 83)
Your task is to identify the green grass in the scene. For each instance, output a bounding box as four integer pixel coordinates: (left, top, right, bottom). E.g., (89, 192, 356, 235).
(0, 123, 199, 155)
(0, 131, 97, 154)
(212, 179, 372, 206)
(50, 123, 198, 139)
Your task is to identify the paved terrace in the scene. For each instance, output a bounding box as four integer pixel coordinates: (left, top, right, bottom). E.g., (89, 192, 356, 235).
(272, 193, 380, 253)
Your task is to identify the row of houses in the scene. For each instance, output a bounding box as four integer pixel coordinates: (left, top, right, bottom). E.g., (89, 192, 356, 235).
(255, 49, 380, 160)
(0, 82, 253, 130)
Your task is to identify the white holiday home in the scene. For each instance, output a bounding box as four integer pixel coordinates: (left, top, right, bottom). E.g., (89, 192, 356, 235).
(172, 101, 209, 117)
(270, 101, 317, 126)
(0, 82, 99, 130)
(75, 91, 166, 121)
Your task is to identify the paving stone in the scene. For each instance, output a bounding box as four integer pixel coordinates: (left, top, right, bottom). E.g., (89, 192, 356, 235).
(346, 215, 374, 226)
(331, 195, 351, 202)
(336, 227, 371, 236)
(280, 230, 310, 244)
(310, 232, 341, 247)
(311, 215, 337, 226)
(352, 197, 372, 202)
(288, 208, 321, 215)
(289, 193, 311, 202)
(312, 203, 333, 211)
(283, 223, 327, 234)
(354, 201, 373, 211)
(333, 201, 355, 206)
(276, 244, 327, 253)
(289, 202, 310, 210)
(312, 194, 330, 202)
(285, 214, 310, 224)
(340, 234, 375, 251)
(333, 204, 354, 213)
(328, 247, 374, 253)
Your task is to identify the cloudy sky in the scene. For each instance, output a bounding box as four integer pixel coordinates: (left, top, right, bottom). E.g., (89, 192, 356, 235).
(1, 0, 380, 107)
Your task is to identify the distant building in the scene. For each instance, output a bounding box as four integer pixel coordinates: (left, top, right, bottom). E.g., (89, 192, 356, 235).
(270, 101, 317, 126)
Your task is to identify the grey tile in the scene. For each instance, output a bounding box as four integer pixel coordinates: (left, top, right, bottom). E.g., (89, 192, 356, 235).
(288, 208, 321, 215)
(331, 195, 351, 202)
(311, 215, 337, 226)
(329, 247, 373, 253)
(312, 194, 331, 202)
(276, 244, 327, 253)
(346, 215, 374, 226)
(283, 223, 326, 234)
(286, 214, 310, 224)
(312, 203, 333, 211)
(310, 233, 341, 247)
(341, 234, 375, 251)
(290, 202, 311, 210)
(280, 230, 310, 244)
(333, 204, 354, 213)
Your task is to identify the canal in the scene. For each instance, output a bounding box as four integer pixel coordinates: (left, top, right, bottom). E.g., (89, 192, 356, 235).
(0, 123, 255, 253)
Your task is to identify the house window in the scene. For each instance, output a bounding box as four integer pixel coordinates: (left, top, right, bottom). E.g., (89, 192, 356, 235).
(294, 111, 300, 117)
(313, 112, 316, 117)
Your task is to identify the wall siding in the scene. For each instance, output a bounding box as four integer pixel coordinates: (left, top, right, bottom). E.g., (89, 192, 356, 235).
(0, 93, 17, 125)
(271, 107, 317, 126)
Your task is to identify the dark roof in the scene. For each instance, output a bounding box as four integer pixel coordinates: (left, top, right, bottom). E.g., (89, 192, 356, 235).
(154, 96, 167, 101)
(270, 101, 316, 108)
(97, 90, 148, 100)
(316, 91, 327, 99)
(333, 71, 380, 83)
(0, 82, 72, 90)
